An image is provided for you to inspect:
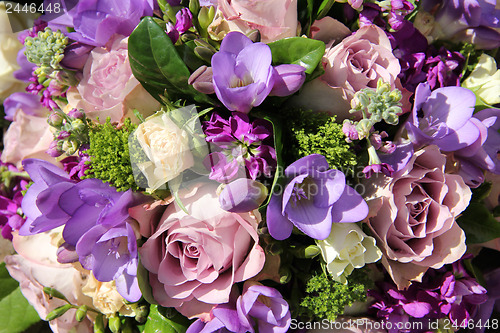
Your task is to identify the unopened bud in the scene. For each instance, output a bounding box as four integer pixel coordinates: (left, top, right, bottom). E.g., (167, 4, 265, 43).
(46, 304, 72, 321)
(94, 314, 105, 333)
(48, 112, 63, 127)
(134, 305, 149, 324)
(292, 245, 321, 258)
(198, 6, 215, 29)
(219, 178, 268, 213)
(279, 266, 292, 284)
(43, 287, 69, 302)
(75, 305, 88, 322)
(109, 314, 121, 333)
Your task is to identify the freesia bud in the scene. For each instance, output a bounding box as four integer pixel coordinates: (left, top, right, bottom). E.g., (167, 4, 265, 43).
(219, 178, 268, 213)
(46, 304, 72, 321)
(188, 65, 215, 94)
(270, 64, 306, 97)
(75, 305, 88, 322)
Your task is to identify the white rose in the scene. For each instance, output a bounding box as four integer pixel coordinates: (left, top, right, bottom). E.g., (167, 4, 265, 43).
(462, 54, 500, 106)
(317, 223, 382, 284)
(134, 112, 194, 190)
(0, 2, 35, 101)
(82, 275, 134, 316)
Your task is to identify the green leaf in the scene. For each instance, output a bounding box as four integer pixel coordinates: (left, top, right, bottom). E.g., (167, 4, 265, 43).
(0, 263, 19, 301)
(316, 0, 335, 19)
(143, 305, 191, 333)
(257, 114, 284, 211)
(457, 202, 500, 244)
(128, 17, 213, 105)
(136, 258, 157, 306)
(268, 37, 325, 74)
(0, 287, 40, 333)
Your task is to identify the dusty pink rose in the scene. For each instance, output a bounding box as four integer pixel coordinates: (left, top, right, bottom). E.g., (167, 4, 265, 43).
(68, 34, 159, 124)
(365, 145, 469, 289)
(139, 183, 265, 319)
(209, 0, 298, 43)
(290, 25, 405, 120)
(1, 106, 56, 169)
(5, 230, 94, 333)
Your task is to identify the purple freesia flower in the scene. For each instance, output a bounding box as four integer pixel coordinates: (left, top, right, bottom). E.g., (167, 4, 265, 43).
(421, 0, 500, 49)
(236, 282, 291, 333)
(266, 154, 368, 240)
(211, 32, 305, 113)
(19, 158, 144, 301)
(3, 92, 48, 121)
(203, 112, 276, 182)
(454, 108, 500, 187)
(44, 0, 155, 47)
(219, 178, 268, 213)
(187, 283, 291, 333)
(405, 83, 480, 152)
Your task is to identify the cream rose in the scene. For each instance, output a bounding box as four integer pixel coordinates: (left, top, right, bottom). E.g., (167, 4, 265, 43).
(82, 275, 134, 316)
(462, 54, 500, 106)
(317, 223, 382, 284)
(0, 2, 35, 101)
(134, 112, 194, 190)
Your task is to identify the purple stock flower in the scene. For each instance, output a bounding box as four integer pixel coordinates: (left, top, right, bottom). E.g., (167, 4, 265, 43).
(405, 83, 481, 152)
(420, 0, 500, 49)
(370, 259, 488, 332)
(0, 160, 28, 240)
(266, 154, 368, 240)
(187, 283, 291, 333)
(211, 32, 305, 113)
(19, 158, 144, 301)
(362, 163, 395, 179)
(175, 8, 193, 34)
(389, 22, 465, 92)
(44, 0, 155, 47)
(359, 1, 415, 30)
(203, 112, 276, 182)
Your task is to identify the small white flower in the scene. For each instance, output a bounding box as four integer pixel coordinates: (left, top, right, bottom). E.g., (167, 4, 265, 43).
(317, 223, 382, 284)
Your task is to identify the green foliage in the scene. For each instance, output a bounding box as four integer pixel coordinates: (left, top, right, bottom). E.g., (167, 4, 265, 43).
(457, 181, 500, 244)
(267, 37, 325, 75)
(0, 263, 41, 333)
(299, 269, 371, 322)
(143, 305, 192, 333)
(284, 109, 357, 171)
(85, 118, 139, 191)
(128, 17, 213, 105)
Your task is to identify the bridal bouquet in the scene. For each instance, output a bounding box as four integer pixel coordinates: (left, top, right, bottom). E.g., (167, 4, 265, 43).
(1, 0, 500, 332)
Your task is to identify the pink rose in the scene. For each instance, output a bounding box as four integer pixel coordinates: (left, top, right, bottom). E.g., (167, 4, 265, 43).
(290, 25, 407, 120)
(365, 145, 469, 289)
(139, 183, 265, 319)
(68, 35, 159, 124)
(1, 106, 56, 169)
(209, 0, 298, 43)
(5, 231, 94, 333)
